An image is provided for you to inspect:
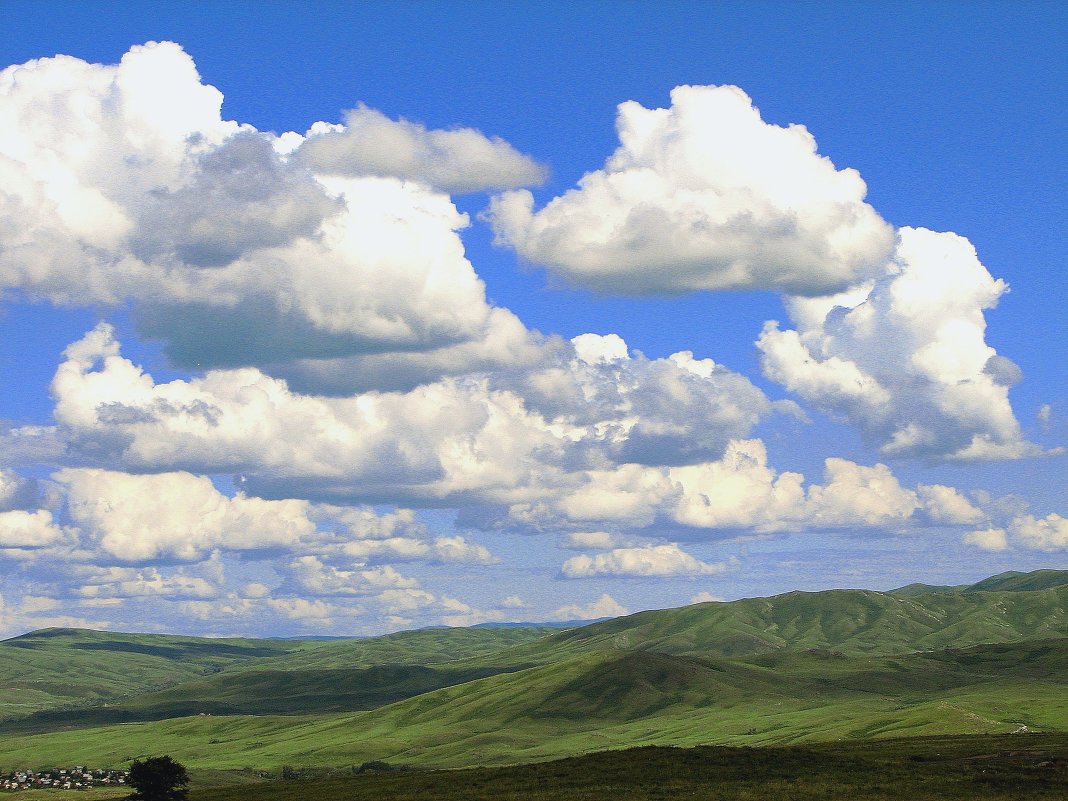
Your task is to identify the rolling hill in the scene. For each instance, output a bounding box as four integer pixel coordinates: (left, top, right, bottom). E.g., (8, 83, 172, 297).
(0, 625, 556, 723)
(2, 569, 1067, 777)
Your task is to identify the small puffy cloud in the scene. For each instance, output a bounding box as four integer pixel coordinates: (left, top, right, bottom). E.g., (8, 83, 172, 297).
(561, 544, 725, 578)
(1010, 514, 1068, 551)
(319, 506, 428, 540)
(918, 484, 984, 525)
(339, 535, 497, 565)
(690, 591, 723, 604)
(759, 227, 1044, 460)
(489, 84, 893, 296)
(571, 333, 629, 364)
(552, 593, 629, 621)
(803, 459, 920, 528)
(501, 595, 526, 609)
(557, 463, 677, 527)
(266, 597, 344, 624)
(561, 531, 618, 550)
(74, 566, 219, 600)
(532, 438, 986, 538)
(0, 469, 40, 511)
(285, 555, 420, 597)
(56, 468, 317, 562)
(0, 509, 69, 550)
(295, 105, 546, 193)
(670, 439, 806, 530)
(963, 528, 1009, 552)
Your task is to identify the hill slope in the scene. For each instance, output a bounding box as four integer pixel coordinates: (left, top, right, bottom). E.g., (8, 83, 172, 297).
(0, 628, 308, 721)
(2, 636, 1067, 771)
(471, 583, 1068, 668)
(0, 625, 557, 723)
(891, 570, 1068, 597)
(3, 569, 1068, 773)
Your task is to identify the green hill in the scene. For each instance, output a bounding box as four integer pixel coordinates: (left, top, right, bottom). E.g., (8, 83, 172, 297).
(2, 636, 1067, 771)
(964, 570, 1068, 593)
(3, 569, 1068, 777)
(473, 583, 1068, 668)
(0, 625, 557, 723)
(891, 570, 1068, 597)
(0, 628, 310, 721)
(0, 662, 535, 732)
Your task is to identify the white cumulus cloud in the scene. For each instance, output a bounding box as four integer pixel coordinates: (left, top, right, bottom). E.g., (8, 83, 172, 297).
(56, 468, 317, 562)
(295, 105, 546, 193)
(0, 509, 69, 550)
(963, 528, 1010, 552)
(489, 84, 893, 296)
(1010, 514, 1068, 551)
(0, 42, 543, 390)
(759, 227, 1044, 460)
(561, 544, 726, 578)
(41, 325, 774, 504)
(552, 593, 629, 620)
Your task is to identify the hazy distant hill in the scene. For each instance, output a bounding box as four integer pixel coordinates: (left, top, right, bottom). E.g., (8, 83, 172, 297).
(891, 569, 1068, 597)
(0, 625, 557, 723)
(0, 628, 306, 721)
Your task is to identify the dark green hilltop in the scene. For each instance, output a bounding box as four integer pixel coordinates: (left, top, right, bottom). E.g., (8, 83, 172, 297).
(3, 569, 1068, 799)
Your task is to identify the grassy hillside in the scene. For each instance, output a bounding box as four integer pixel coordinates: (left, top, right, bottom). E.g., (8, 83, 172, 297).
(2, 637, 1067, 772)
(469, 583, 1068, 668)
(4, 570, 1068, 777)
(0, 628, 311, 721)
(0, 625, 557, 723)
(965, 570, 1068, 593)
(0, 663, 535, 732)
(225, 626, 558, 672)
(7, 573, 1066, 726)
(892, 570, 1068, 596)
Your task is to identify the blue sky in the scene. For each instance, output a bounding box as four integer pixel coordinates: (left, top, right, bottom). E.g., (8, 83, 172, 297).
(0, 1, 1064, 637)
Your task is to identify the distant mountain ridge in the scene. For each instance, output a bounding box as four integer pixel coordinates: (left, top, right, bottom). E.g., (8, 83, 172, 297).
(890, 569, 1068, 597)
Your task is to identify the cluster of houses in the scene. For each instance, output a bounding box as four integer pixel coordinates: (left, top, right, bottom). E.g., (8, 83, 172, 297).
(1, 767, 128, 792)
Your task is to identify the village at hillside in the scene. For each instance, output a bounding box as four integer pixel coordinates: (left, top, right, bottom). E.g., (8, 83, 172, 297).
(2, 767, 128, 792)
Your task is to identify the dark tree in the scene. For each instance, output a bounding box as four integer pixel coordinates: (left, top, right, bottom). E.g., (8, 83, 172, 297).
(127, 756, 189, 801)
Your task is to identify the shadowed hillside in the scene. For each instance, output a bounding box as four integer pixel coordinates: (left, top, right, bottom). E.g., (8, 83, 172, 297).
(188, 734, 1068, 801)
(0, 625, 557, 723)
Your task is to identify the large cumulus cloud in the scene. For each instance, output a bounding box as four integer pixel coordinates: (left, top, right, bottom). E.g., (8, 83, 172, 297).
(758, 227, 1046, 460)
(488, 84, 894, 295)
(39, 324, 777, 504)
(0, 42, 547, 389)
(505, 438, 983, 538)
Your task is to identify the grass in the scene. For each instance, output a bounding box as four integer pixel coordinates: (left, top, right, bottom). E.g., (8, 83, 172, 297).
(0, 626, 557, 723)
(187, 734, 1068, 801)
(2, 638, 1066, 772)
(0, 629, 310, 720)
